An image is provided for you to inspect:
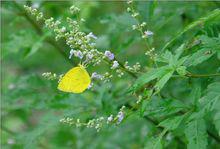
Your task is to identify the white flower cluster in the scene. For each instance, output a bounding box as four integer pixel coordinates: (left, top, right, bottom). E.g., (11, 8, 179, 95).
(116, 69, 124, 78)
(86, 117, 105, 132)
(126, 1, 157, 61)
(124, 61, 141, 72)
(104, 50, 114, 60)
(60, 117, 105, 132)
(70, 5, 80, 14)
(142, 30, 154, 39)
(136, 95, 143, 104)
(111, 61, 119, 69)
(69, 49, 83, 59)
(42, 72, 62, 80)
(60, 106, 126, 132)
(24, 5, 43, 21)
(44, 17, 66, 41)
(91, 72, 103, 80)
(91, 72, 113, 83)
(145, 48, 157, 59)
(107, 106, 126, 124)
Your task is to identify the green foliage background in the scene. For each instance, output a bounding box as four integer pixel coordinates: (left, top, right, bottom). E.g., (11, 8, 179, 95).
(1, 1, 220, 149)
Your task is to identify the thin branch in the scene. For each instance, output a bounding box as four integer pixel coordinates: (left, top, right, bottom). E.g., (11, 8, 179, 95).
(117, 60, 137, 78)
(12, 1, 75, 65)
(186, 73, 220, 78)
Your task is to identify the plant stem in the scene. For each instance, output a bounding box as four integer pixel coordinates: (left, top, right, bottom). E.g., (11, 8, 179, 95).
(186, 73, 220, 78)
(12, 1, 76, 66)
(128, 2, 158, 68)
(117, 60, 138, 78)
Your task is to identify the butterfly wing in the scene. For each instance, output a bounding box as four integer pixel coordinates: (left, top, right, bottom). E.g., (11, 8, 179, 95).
(58, 66, 91, 93)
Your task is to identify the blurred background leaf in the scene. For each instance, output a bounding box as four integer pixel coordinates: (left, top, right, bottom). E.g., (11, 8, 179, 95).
(1, 1, 220, 148)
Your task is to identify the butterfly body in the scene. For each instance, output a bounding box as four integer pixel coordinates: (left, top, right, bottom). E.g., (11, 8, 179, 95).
(58, 65, 91, 93)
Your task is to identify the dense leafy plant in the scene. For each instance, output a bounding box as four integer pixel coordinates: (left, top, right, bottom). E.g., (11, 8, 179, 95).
(1, 1, 220, 149)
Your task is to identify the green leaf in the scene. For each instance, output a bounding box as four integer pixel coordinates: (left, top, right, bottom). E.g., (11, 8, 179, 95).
(176, 66, 187, 76)
(144, 137, 162, 149)
(155, 69, 174, 91)
(176, 56, 189, 66)
(185, 35, 220, 67)
(189, 85, 201, 106)
(213, 111, 220, 136)
(199, 82, 220, 112)
(200, 35, 220, 51)
(140, 99, 149, 117)
(144, 98, 187, 118)
(131, 66, 171, 92)
(17, 112, 60, 149)
(184, 48, 215, 67)
(2, 30, 38, 58)
(161, 9, 220, 51)
(174, 44, 185, 60)
(158, 115, 185, 131)
(149, 1, 158, 19)
(25, 32, 51, 58)
(156, 44, 187, 67)
(25, 40, 42, 58)
(155, 51, 174, 64)
(184, 118, 208, 149)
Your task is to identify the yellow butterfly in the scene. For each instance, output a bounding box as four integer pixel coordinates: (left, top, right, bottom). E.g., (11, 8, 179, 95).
(58, 65, 91, 93)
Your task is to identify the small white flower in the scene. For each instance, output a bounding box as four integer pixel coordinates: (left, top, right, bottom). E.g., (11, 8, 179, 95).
(69, 49, 83, 59)
(70, 5, 80, 14)
(104, 50, 114, 60)
(107, 115, 114, 124)
(99, 117, 104, 121)
(61, 27, 66, 32)
(136, 95, 142, 104)
(87, 32, 97, 39)
(76, 51, 83, 59)
(55, 20, 61, 26)
(95, 124, 100, 129)
(86, 52, 94, 60)
(142, 35, 147, 39)
(91, 72, 103, 79)
(111, 61, 119, 69)
(127, 7, 131, 12)
(87, 83, 93, 89)
(117, 111, 124, 124)
(127, 0, 133, 4)
(120, 105, 126, 111)
(80, 18, 85, 22)
(166, 133, 173, 141)
(144, 30, 154, 37)
(132, 25, 137, 30)
(90, 42, 96, 46)
(69, 49, 76, 59)
(140, 22, 147, 27)
(150, 48, 155, 52)
(131, 12, 139, 18)
(69, 37, 73, 41)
